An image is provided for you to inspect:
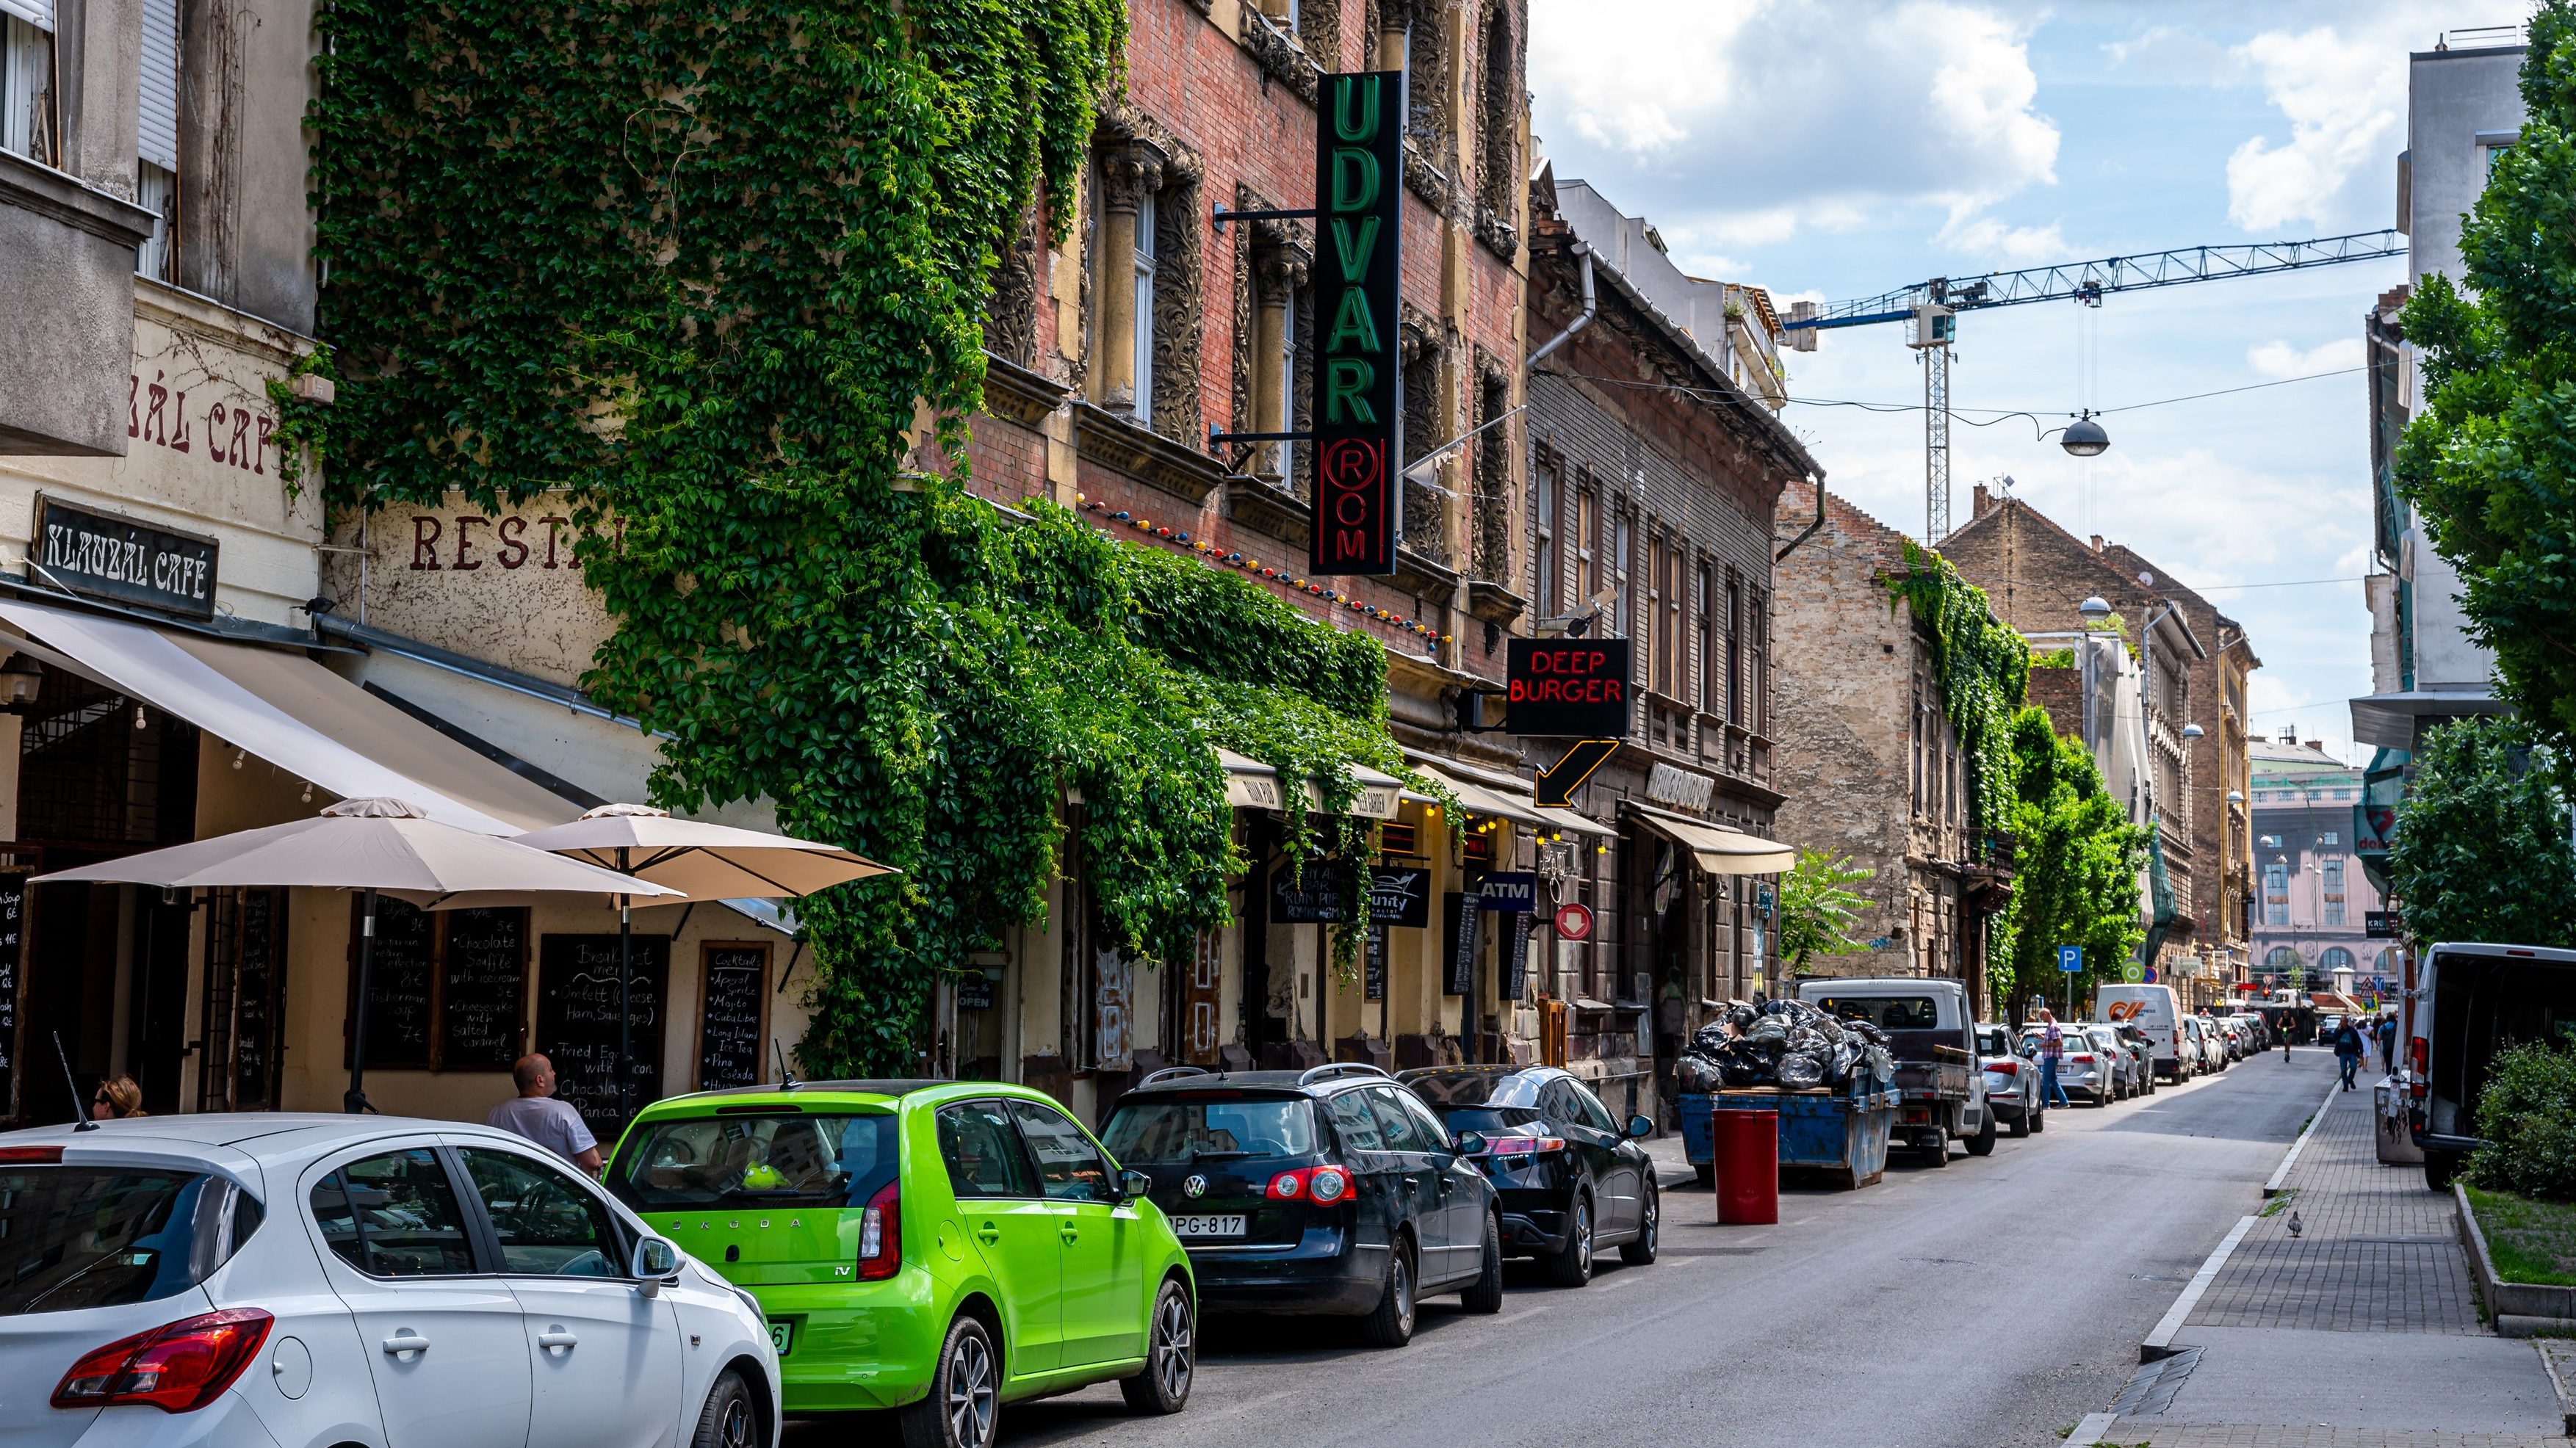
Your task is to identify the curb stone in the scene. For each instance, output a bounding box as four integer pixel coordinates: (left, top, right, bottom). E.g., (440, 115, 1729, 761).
(2142, 1214, 2256, 1361)
(2264, 1080, 2341, 1198)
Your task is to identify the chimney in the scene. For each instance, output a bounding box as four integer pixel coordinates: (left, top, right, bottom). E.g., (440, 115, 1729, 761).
(1972, 483, 1993, 518)
(2089, 534, 2104, 553)
(2304, 739, 2324, 754)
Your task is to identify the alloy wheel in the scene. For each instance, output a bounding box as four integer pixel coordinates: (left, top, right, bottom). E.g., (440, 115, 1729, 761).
(718, 1396, 751, 1448)
(949, 1331, 997, 1448)
(1575, 1200, 1593, 1273)
(1153, 1289, 1194, 1402)
(1642, 1188, 1658, 1254)
(1393, 1250, 1415, 1336)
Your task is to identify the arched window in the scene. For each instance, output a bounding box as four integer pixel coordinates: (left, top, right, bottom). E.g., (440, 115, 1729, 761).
(2320, 946, 2355, 972)
(2378, 947, 2400, 974)
(2265, 946, 2303, 971)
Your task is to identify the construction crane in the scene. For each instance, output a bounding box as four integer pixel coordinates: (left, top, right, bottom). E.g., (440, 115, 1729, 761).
(1781, 229, 2409, 540)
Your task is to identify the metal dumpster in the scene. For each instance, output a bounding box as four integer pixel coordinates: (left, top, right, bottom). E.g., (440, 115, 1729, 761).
(1680, 1082, 1899, 1191)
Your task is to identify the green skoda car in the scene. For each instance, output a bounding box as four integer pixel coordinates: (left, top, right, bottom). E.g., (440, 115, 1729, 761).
(605, 1079, 1197, 1448)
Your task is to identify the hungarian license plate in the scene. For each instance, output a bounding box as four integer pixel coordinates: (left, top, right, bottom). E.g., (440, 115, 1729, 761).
(767, 1320, 794, 1356)
(1169, 1214, 1247, 1239)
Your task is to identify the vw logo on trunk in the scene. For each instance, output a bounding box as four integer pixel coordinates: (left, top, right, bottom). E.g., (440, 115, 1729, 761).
(1183, 1174, 1208, 1198)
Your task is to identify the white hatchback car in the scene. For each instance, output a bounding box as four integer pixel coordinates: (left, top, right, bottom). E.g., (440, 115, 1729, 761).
(0, 1113, 778, 1448)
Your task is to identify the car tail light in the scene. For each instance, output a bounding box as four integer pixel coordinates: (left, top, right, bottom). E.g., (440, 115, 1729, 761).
(1309, 1166, 1351, 1203)
(1988, 1060, 2018, 1076)
(2069, 1054, 2094, 1063)
(1267, 1168, 1307, 1199)
(0, 1145, 62, 1164)
(2410, 1038, 2429, 1098)
(1481, 1135, 1568, 1156)
(52, 1308, 272, 1413)
(856, 1180, 900, 1281)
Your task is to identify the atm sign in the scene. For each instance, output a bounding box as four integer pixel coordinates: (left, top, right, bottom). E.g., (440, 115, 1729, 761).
(1505, 639, 1632, 738)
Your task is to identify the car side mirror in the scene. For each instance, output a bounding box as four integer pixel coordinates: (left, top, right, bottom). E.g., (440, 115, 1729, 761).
(631, 1236, 679, 1297)
(1453, 1131, 1488, 1157)
(1626, 1115, 1653, 1140)
(1119, 1169, 1152, 1201)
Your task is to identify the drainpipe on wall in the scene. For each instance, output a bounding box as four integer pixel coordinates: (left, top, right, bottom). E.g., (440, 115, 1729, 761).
(1526, 242, 1594, 372)
(1775, 473, 1828, 562)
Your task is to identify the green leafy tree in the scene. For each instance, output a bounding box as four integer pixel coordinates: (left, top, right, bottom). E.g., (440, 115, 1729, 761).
(2396, 1, 2576, 751)
(2385, 716, 2576, 947)
(1778, 849, 1876, 971)
(1991, 707, 2148, 1023)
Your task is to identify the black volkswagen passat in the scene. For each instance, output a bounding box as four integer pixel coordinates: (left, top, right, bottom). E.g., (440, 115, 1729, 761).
(1100, 1063, 1502, 1347)
(1398, 1065, 1659, 1286)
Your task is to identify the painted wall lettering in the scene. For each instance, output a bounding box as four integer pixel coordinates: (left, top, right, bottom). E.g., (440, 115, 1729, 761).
(410, 513, 580, 572)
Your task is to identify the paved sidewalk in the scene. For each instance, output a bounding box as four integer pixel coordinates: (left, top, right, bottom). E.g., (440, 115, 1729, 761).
(2082, 1057, 2564, 1447)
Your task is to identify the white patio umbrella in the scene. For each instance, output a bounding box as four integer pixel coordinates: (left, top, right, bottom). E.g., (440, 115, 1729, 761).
(35, 797, 679, 1113)
(511, 803, 896, 1114)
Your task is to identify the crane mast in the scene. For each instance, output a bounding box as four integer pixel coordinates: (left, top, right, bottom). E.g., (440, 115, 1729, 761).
(1784, 229, 2408, 540)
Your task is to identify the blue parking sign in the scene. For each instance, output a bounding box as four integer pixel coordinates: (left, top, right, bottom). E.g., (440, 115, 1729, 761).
(2057, 945, 2084, 974)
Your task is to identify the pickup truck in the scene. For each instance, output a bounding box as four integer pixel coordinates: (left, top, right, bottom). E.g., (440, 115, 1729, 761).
(2410, 941, 2576, 1191)
(1798, 977, 1993, 1166)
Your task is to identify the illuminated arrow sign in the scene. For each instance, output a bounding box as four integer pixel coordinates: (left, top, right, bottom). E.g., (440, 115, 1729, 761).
(1534, 739, 1617, 808)
(1310, 71, 1404, 577)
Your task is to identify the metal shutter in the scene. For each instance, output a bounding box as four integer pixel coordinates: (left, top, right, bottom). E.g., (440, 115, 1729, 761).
(137, 0, 176, 171)
(0, 0, 51, 32)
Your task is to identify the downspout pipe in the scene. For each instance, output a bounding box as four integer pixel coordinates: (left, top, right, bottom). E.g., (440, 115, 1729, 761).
(1526, 242, 1594, 372)
(1775, 473, 1828, 562)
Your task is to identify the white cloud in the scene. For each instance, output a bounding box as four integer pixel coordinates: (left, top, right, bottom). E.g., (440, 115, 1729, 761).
(2246, 336, 2364, 378)
(1938, 212, 2070, 264)
(2223, 23, 2410, 231)
(2101, 24, 2243, 86)
(1530, 1, 2060, 247)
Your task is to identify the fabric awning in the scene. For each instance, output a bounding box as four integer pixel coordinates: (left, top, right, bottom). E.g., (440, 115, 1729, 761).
(1402, 757, 1617, 839)
(0, 598, 581, 836)
(1628, 803, 1794, 875)
(1216, 747, 1400, 819)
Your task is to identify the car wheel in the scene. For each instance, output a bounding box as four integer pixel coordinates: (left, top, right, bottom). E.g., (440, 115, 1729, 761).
(2030, 1105, 2046, 1134)
(1120, 1278, 1194, 1414)
(1620, 1179, 1660, 1265)
(1964, 1110, 1997, 1157)
(898, 1314, 1000, 1448)
(1548, 1191, 1595, 1286)
(689, 1369, 756, 1448)
(2424, 1151, 2462, 1194)
(1922, 1133, 1950, 1168)
(1461, 1212, 1506, 1312)
(1360, 1238, 1418, 1347)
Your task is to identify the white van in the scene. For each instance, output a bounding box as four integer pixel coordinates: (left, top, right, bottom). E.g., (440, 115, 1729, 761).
(2097, 984, 2187, 1082)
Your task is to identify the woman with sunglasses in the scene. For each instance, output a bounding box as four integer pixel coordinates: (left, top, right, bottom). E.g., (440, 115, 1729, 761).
(90, 1074, 145, 1120)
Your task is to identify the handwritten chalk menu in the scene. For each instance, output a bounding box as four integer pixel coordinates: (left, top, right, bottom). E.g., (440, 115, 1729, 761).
(694, 943, 769, 1091)
(0, 872, 24, 1120)
(230, 889, 287, 1109)
(538, 933, 669, 1137)
(441, 909, 528, 1070)
(349, 897, 438, 1068)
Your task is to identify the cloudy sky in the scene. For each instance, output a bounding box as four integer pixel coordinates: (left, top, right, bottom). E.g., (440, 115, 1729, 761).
(1529, 0, 2529, 764)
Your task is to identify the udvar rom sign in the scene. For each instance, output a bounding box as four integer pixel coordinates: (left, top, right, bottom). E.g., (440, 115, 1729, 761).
(1310, 71, 1404, 579)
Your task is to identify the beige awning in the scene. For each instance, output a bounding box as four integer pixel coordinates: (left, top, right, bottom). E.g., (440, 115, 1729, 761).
(0, 598, 581, 834)
(1630, 803, 1794, 875)
(1216, 747, 1400, 819)
(1405, 757, 1617, 839)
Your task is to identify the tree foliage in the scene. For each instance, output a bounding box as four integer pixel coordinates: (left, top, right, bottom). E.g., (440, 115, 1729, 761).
(1777, 848, 1875, 971)
(303, 0, 1420, 1075)
(2395, 0, 2576, 751)
(1883, 542, 2030, 848)
(2385, 716, 2576, 948)
(1990, 707, 2148, 1020)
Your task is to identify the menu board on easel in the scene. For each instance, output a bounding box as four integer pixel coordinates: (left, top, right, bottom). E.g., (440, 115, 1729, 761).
(694, 942, 770, 1090)
(441, 909, 528, 1069)
(347, 897, 438, 1068)
(537, 933, 669, 1139)
(0, 871, 25, 1122)
(342, 901, 527, 1073)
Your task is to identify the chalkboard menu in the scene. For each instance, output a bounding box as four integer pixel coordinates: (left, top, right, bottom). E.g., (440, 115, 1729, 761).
(343, 901, 527, 1073)
(1365, 923, 1387, 1003)
(538, 933, 669, 1137)
(350, 897, 438, 1068)
(1442, 891, 1480, 997)
(694, 942, 769, 1091)
(231, 889, 286, 1109)
(0, 872, 24, 1121)
(441, 909, 528, 1069)
(1499, 913, 1531, 1003)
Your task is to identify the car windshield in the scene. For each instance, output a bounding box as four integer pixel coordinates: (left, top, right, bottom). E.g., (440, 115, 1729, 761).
(610, 1112, 895, 1210)
(0, 1166, 255, 1315)
(1100, 1096, 1318, 1163)
(1814, 995, 1940, 1030)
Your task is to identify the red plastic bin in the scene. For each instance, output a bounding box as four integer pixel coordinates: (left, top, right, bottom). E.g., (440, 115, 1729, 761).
(1711, 1107, 1779, 1225)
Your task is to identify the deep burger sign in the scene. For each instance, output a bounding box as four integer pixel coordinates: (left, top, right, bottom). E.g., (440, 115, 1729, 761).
(1310, 71, 1404, 577)
(1505, 637, 1632, 737)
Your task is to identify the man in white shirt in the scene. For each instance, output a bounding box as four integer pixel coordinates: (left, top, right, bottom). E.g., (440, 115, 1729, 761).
(486, 1053, 604, 1176)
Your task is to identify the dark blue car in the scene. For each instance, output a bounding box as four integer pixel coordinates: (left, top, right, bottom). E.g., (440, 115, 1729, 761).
(1399, 1065, 1659, 1286)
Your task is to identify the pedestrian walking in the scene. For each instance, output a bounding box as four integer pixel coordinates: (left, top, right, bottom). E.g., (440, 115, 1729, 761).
(2038, 1008, 2071, 1108)
(2332, 1018, 2364, 1091)
(2378, 1012, 2400, 1076)
(90, 1075, 145, 1120)
(488, 1053, 605, 1176)
(2281, 1016, 2292, 1060)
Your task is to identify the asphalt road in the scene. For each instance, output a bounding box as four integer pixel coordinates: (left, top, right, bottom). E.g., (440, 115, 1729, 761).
(793, 1049, 2337, 1448)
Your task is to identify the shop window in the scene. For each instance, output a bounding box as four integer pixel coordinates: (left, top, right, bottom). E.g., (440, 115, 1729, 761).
(15, 671, 198, 847)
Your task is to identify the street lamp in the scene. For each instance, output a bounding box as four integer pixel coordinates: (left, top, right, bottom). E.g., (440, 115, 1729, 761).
(2182, 723, 2205, 739)
(2060, 410, 2110, 457)
(2078, 595, 2113, 624)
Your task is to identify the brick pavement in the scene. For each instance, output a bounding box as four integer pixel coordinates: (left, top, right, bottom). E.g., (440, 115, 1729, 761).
(2185, 1082, 2481, 1335)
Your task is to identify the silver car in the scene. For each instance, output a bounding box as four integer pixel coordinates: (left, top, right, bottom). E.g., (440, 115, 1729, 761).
(1978, 1024, 2046, 1136)
(2082, 1024, 2146, 1101)
(2024, 1024, 2117, 1107)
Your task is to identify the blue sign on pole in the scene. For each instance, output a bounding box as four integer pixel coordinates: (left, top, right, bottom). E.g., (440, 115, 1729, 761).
(2057, 945, 2085, 974)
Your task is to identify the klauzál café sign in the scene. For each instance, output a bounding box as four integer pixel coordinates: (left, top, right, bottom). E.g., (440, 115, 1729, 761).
(32, 495, 219, 619)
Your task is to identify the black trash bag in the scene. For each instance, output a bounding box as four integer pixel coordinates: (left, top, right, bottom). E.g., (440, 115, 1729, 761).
(1687, 1022, 1733, 1058)
(1717, 1053, 1769, 1087)
(1828, 1040, 1859, 1083)
(1745, 1016, 1790, 1046)
(1844, 1019, 1891, 1047)
(1786, 1025, 1830, 1054)
(1775, 1051, 1827, 1087)
(1728, 1004, 1759, 1033)
(1813, 1014, 1848, 1045)
(1675, 1055, 1723, 1095)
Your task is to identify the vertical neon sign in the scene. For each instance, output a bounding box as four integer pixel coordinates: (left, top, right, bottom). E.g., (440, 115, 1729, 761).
(1311, 70, 1404, 577)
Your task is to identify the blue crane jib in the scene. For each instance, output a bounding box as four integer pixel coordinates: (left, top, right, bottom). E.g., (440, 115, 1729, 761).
(1786, 229, 2409, 332)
